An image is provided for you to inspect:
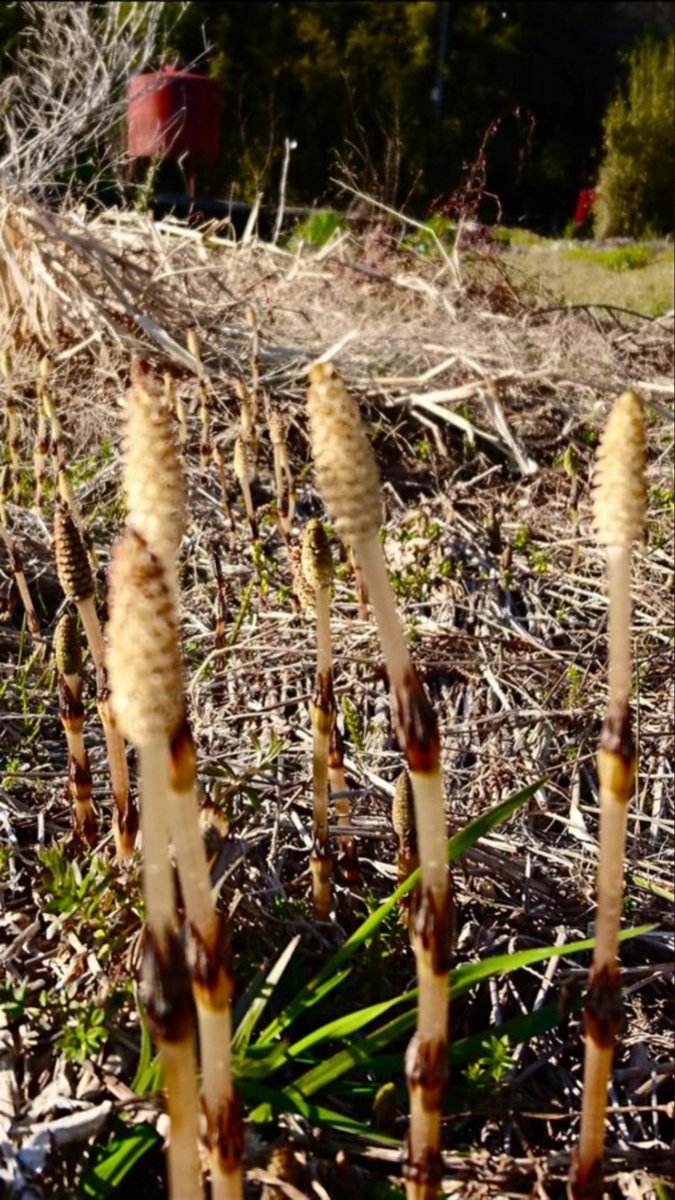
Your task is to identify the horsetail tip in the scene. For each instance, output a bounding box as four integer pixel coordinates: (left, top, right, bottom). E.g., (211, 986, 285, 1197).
(306, 362, 382, 545)
(593, 391, 647, 549)
(392, 769, 416, 845)
(107, 527, 183, 746)
(233, 436, 250, 483)
(269, 408, 285, 443)
(54, 612, 81, 676)
(54, 502, 94, 602)
(301, 519, 333, 590)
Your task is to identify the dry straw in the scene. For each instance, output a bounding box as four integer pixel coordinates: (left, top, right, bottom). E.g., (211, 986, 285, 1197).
(570, 392, 647, 1200)
(307, 362, 451, 1199)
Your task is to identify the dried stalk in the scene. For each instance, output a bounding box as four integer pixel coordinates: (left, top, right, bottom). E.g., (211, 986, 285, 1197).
(107, 528, 203, 1200)
(570, 393, 647, 1200)
(302, 519, 335, 920)
(269, 409, 295, 539)
(2, 349, 21, 504)
(307, 363, 451, 1198)
(214, 444, 237, 535)
(328, 721, 359, 884)
(54, 501, 135, 859)
(0, 524, 43, 647)
(54, 612, 96, 845)
(233, 437, 258, 541)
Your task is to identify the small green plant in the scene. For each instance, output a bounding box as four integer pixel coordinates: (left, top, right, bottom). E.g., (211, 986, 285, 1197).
(464, 1034, 515, 1090)
(568, 245, 655, 272)
(290, 209, 346, 247)
(57, 1003, 109, 1063)
(565, 665, 584, 708)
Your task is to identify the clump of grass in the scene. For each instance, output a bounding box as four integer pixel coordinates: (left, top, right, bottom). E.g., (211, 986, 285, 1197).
(54, 612, 96, 846)
(570, 392, 647, 1200)
(307, 362, 451, 1199)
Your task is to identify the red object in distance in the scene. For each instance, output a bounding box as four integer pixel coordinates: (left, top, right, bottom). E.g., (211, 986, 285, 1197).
(127, 67, 220, 167)
(574, 188, 597, 226)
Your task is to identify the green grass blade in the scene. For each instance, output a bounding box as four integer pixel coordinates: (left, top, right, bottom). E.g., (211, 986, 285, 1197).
(241, 1080, 399, 1145)
(232, 934, 301, 1054)
(283, 989, 415, 1059)
(255, 781, 540, 1047)
(81, 1123, 162, 1198)
(259, 924, 653, 1107)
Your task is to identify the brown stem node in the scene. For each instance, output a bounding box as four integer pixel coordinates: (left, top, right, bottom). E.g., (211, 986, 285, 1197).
(393, 669, 440, 774)
(583, 963, 623, 1050)
(142, 927, 196, 1045)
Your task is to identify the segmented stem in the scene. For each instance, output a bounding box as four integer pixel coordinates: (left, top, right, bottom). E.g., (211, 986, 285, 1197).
(572, 392, 646, 1199)
(307, 364, 450, 1196)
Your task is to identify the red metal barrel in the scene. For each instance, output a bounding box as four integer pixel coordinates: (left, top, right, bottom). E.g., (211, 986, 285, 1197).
(128, 67, 220, 166)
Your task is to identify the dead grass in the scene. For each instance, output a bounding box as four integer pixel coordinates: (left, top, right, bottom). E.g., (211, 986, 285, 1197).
(0, 201, 673, 1199)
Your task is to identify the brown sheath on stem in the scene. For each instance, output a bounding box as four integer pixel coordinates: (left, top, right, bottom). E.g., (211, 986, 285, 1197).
(307, 363, 451, 1197)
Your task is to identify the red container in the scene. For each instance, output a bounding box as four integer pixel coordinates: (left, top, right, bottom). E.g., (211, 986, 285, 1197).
(128, 67, 220, 167)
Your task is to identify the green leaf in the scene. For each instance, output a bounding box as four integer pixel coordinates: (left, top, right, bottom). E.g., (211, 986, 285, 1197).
(232, 934, 300, 1054)
(81, 1123, 162, 1198)
(255, 781, 539, 1047)
(253, 923, 653, 1111)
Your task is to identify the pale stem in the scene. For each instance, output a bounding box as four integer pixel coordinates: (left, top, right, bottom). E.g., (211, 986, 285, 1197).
(77, 596, 105, 672)
(138, 742, 175, 934)
(167, 782, 218, 947)
(577, 1039, 613, 1180)
(198, 1004, 234, 1124)
(315, 586, 332, 677)
(606, 545, 632, 706)
(352, 536, 410, 687)
(312, 724, 330, 844)
(410, 771, 448, 914)
(593, 791, 630, 977)
(161, 1036, 204, 1200)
